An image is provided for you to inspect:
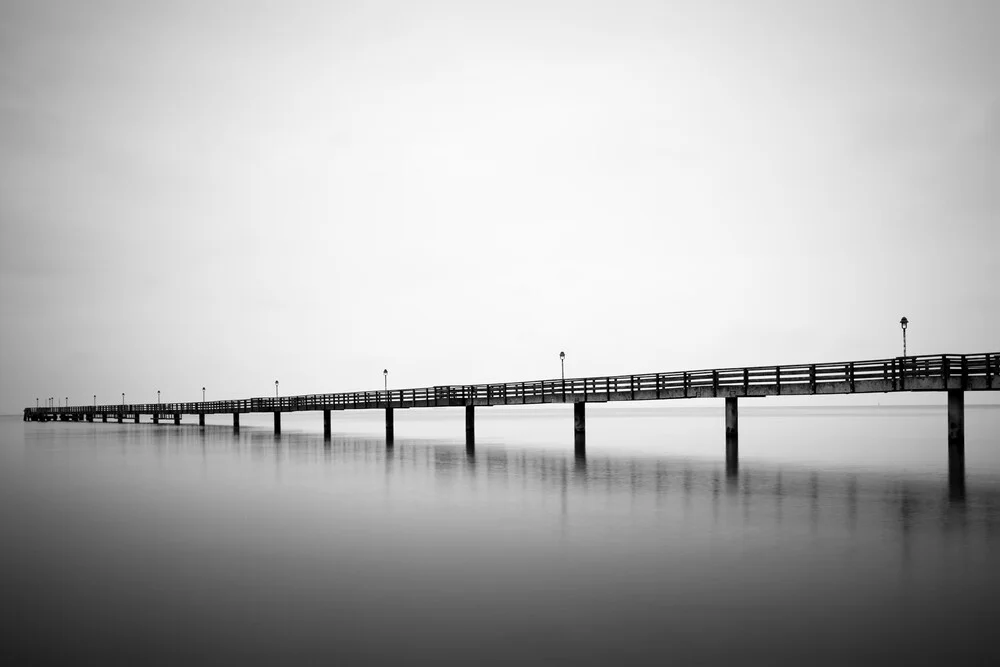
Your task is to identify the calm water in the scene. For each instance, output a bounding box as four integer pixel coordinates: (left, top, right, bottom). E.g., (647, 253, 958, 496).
(2, 404, 999, 665)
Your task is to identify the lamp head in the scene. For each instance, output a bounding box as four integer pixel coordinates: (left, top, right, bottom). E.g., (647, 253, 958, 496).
(560, 351, 565, 361)
(900, 316, 908, 330)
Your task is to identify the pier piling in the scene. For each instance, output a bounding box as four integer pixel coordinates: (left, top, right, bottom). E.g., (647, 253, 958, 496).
(726, 396, 739, 472)
(466, 405, 475, 449)
(274, 411, 281, 435)
(233, 412, 240, 433)
(386, 407, 394, 443)
(948, 389, 964, 471)
(574, 402, 586, 455)
(323, 409, 331, 439)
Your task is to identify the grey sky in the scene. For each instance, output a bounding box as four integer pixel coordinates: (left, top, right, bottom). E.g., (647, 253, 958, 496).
(1, 0, 997, 412)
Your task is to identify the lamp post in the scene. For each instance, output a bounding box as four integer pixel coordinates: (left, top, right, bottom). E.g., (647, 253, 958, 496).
(93, 394, 96, 408)
(122, 392, 125, 407)
(202, 387, 206, 402)
(36, 398, 38, 409)
(157, 390, 160, 404)
(899, 317, 908, 357)
(65, 397, 68, 408)
(560, 351, 565, 381)
(275, 380, 279, 398)
(383, 369, 388, 392)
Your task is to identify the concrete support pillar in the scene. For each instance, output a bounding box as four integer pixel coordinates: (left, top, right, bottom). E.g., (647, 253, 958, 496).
(385, 407, 394, 443)
(153, 413, 159, 424)
(274, 411, 281, 435)
(198, 413, 205, 427)
(323, 409, 331, 439)
(948, 389, 964, 474)
(725, 396, 739, 474)
(574, 402, 586, 455)
(174, 413, 181, 425)
(465, 405, 475, 449)
(117, 413, 123, 423)
(233, 412, 240, 433)
(102, 413, 107, 423)
(134, 414, 140, 423)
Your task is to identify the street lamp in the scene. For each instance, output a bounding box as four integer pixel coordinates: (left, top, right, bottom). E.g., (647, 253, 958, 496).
(65, 397, 68, 408)
(157, 390, 160, 404)
(899, 316, 908, 357)
(383, 369, 388, 392)
(275, 380, 279, 398)
(36, 398, 39, 409)
(202, 387, 206, 402)
(560, 351, 566, 381)
(122, 392, 125, 407)
(93, 394, 96, 408)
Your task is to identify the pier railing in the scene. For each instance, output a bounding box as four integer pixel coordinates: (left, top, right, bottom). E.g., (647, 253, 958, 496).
(26, 353, 999, 418)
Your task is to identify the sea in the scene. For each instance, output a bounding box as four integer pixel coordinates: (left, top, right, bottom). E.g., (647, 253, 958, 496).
(2, 402, 998, 665)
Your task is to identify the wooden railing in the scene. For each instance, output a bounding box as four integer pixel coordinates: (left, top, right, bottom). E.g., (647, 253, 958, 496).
(26, 353, 1000, 417)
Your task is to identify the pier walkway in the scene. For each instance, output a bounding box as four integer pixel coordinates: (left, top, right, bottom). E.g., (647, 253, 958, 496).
(24, 352, 999, 470)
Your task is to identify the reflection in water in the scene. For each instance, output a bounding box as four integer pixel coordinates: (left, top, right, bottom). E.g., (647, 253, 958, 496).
(156, 424, 1000, 544)
(3, 417, 1000, 666)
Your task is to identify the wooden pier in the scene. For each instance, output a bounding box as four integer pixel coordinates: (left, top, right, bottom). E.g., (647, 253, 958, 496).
(24, 353, 999, 470)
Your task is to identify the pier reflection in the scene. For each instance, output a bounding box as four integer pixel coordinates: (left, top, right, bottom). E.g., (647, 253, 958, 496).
(74, 423, 1000, 564)
(142, 427, 996, 544)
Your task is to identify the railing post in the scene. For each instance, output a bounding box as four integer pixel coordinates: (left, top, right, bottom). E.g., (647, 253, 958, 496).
(961, 355, 968, 390)
(743, 368, 749, 396)
(849, 363, 855, 392)
(683, 372, 688, 398)
(941, 356, 950, 389)
(809, 364, 816, 394)
(775, 366, 781, 395)
(712, 370, 718, 397)
(656, 373, 662, 399)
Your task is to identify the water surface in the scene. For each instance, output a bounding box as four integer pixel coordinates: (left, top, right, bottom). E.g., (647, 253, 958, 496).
(2, 404, 998, 665)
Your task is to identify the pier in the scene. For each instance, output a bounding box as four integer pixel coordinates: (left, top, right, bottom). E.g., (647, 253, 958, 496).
(24, 352, 999, 471)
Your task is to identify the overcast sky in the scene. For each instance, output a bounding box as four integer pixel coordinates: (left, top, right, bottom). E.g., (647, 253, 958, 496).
(1, 0, 997, 412)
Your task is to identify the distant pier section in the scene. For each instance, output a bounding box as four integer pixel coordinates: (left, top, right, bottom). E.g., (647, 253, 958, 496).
(24, 353, 999, 470)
